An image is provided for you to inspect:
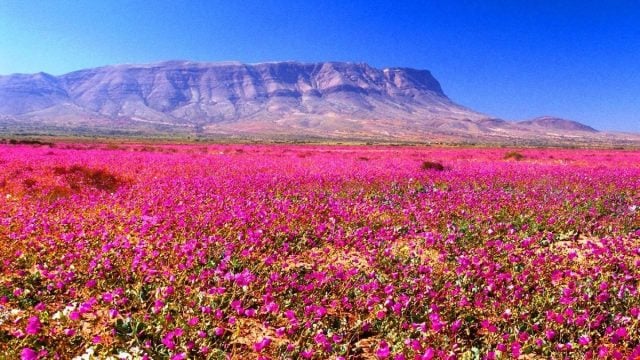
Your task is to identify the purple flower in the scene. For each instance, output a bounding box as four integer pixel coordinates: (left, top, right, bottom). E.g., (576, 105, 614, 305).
(69, 310, 81, 321)
(545, 329, 556, 341)
(25, 316, 41, 335)
(162, 332, 176, 350)
(20, 348, 38, 360)
(376, 341, 391, 359)
(578, 335, 590, 346)
(421, 348, 435, 360)
(254, 337, 271, 352)
(450, 319, 462, 333)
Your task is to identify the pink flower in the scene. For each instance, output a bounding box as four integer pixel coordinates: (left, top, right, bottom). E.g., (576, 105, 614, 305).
(612, 327, 628, 342)
(450, 319, 462, 333)
(69, 311, 81, 321)
(25, 316, 41, 335)
(254, 337, 271, 352)
(511, 342, 521, 358)
(421, 348, 435, 360)
(20, 348, 38, 360)
(162, 333, 176, 350)
(264, 301, 279, 314)
(578, 335, 590, 346)
(376, 341, 391, 358)
(545, 329, 556, 341)
(109, 308, 119, 318)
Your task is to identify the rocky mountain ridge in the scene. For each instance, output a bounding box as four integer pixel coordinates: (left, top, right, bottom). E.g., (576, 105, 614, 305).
(0, 61, 636, 145)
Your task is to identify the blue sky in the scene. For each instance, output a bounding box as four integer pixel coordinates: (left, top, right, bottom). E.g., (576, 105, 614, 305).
(0, 1, 638, 132)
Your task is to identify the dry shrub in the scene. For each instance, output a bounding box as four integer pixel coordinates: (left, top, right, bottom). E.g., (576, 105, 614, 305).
(47, 186, 73, 201)
(53, 165, 125, 192)
(504, 151, 525, 161)
(421, 161, 445, 171)
(139, 146, 158, 152)
(22, 178, 37, 189)
(7, 139, 54, 146)
(105, 144, 123, 150)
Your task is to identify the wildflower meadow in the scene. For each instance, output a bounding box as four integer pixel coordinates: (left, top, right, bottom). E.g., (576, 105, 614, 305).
(1, 143, 639, 359)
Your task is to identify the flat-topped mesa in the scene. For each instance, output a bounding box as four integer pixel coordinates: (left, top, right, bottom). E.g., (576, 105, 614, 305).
(0, 60, 466, 123)
(0, 60, 615, 144)
(59, 61, 448, 102)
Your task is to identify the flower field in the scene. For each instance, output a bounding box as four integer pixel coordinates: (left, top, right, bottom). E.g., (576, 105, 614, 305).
(1, 143, 639, 359)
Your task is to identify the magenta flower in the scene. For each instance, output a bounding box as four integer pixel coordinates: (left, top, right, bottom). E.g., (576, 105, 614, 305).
(545, 329, 556, 341)
(253, 337, 271, 352)
(421, 348, 435, 360)
(450, 319, 462, 333)
(578, 335, 590, 346)
(162, 333, 176, 350)
(511, 342, 521, 358)
(20, 348, 38, 360)
(376, 341, 391, 359)
(69, 310, 81, 321)
(300, 349, 314, 359)
(25, 316, 41, 335)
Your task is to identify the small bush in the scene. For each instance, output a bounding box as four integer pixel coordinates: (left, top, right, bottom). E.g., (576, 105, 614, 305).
(22, 178, 37, 189)
(46, 186, 72, 201)
(53, 165, 124, 192)
(504, 151, 525, 161)
(421, 161, 445, 171)
(7, 139, 54, 146)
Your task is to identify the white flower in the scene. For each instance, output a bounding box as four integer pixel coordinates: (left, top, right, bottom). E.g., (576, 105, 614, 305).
(72, 347, 95, 360)
(63, 303, 77, 316)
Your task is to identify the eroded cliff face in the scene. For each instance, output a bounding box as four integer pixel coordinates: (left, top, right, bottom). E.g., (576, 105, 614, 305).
(0, 61, 474, 121)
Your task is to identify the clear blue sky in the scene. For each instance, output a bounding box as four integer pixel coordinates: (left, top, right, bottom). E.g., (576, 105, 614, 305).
(0, 1, 638, 132)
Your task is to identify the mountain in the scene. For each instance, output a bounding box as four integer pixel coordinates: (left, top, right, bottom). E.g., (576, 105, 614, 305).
(517, 116, 597, 133)
(0, 61, 637, 145)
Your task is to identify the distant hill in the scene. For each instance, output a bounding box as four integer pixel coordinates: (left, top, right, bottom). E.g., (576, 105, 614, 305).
(518, 116, 598, 133)
(0, 61, 637, 145)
